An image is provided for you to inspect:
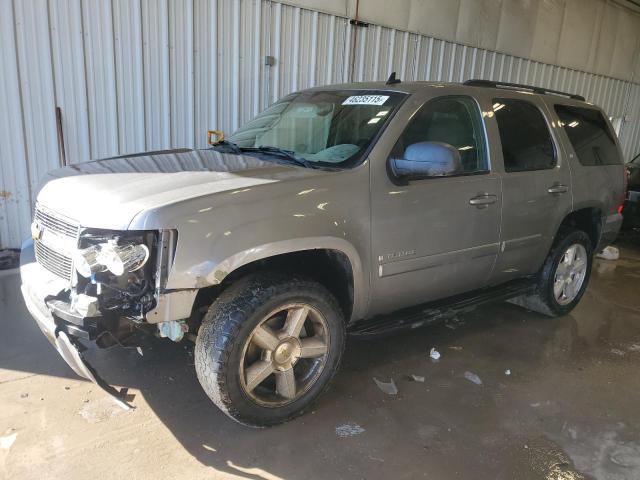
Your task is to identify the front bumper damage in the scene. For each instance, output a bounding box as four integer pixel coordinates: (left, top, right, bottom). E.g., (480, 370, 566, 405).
(20, 240, 133, 407)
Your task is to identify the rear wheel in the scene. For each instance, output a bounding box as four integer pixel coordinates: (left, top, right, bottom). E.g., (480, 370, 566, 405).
(511, 229, 593, 317)
(195, 273, 345, 427)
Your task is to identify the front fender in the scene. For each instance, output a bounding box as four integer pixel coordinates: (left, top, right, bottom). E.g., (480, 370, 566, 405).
(197, 237, 367, 320)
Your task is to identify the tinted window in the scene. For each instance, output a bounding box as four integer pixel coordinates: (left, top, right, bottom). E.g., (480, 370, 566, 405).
(493, 99, 556, 172)
(394, 96, 487, 174)
(554, 105, 621, 166)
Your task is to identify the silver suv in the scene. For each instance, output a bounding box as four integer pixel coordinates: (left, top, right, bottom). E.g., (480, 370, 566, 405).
(21, 78, 626, 426)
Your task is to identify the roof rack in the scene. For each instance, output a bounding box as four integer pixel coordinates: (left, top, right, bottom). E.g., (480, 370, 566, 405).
(463, 79, 586, 102)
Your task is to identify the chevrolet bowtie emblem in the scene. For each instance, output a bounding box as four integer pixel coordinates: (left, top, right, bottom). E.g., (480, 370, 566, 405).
(31, 222, 42, 241)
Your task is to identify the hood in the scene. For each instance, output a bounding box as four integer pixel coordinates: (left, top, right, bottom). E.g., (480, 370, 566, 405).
(37, 149, 320, 230)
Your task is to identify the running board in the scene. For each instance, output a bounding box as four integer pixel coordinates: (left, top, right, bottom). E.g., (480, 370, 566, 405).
(348, 278, 536, 337)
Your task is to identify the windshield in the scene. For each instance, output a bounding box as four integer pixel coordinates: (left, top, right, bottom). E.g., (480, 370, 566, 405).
(226, 90, 406, 168)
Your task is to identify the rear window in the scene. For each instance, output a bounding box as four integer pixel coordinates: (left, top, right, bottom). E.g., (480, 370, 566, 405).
(554, 105, 621, 166)
(493, 99, 556, 172)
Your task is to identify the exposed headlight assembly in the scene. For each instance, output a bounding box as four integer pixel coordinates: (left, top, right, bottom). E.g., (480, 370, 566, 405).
(75, 240, 150, 277)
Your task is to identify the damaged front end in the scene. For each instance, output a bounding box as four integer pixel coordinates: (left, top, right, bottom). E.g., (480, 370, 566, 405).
(20, 205, 196, 401)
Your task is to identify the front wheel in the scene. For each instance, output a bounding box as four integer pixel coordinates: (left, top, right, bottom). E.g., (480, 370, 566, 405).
(195, 273, 345, 427)
(511, 228, 593, 317)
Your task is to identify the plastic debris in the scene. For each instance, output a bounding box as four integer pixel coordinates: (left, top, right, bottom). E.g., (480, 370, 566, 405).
(596, 246, 619, 261)
(448, 346, 463, 351)
(373, 377, 398, 395)
(429, 348, 441, 361)
(628, 344, 640, 352)
(464, 371, 482, 385)
(410, 375, 425, 383)
(136, 347, 144, 356)
(0, 431, 17, 450)
(530, 402, 541, 408)
(336, 423, 365, 438)
(505, 369, 511, 375)
(611, 348, 626, 356)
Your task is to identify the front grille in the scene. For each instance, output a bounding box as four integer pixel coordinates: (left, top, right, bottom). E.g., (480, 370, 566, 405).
(34, 205, 79, 281)
(35, 205, 79, 238)
(34, 240, 73, 280)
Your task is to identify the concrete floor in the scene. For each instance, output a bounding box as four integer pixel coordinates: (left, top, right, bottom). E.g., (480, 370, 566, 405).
(1, 244, 640, 480)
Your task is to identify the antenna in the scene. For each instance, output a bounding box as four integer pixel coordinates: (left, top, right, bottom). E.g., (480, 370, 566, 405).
(386, 72, 401, 85)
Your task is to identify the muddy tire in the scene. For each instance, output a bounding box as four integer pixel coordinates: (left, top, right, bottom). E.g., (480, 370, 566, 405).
(510, 228, 593, 317)
(195, 272, 345, 427)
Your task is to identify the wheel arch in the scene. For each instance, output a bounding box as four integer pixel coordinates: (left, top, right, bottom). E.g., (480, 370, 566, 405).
(554, 207, 603, 250)
(190, 237, 366, 322)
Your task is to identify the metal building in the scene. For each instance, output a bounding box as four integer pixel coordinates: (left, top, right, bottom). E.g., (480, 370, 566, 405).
(1, 0, 640, 249)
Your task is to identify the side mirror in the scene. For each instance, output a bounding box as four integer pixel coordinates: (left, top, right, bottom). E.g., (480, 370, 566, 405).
(389, 141, 462, 179)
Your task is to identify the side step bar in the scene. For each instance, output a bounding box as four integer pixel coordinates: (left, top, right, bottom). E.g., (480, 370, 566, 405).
(348, 278, 536, 337)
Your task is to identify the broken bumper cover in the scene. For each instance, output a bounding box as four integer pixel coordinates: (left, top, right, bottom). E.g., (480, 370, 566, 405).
(20, 240, 131, 405)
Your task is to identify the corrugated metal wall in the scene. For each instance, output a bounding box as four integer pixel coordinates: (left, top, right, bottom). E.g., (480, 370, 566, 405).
(1, 0, 640, 248)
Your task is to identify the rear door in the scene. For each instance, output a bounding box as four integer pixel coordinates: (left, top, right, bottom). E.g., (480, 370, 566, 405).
(369, 92, 502, 315)
(486, 96, 573, 284)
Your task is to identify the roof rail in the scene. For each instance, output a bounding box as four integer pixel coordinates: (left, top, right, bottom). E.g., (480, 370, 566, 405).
(463, 79, 586, 102)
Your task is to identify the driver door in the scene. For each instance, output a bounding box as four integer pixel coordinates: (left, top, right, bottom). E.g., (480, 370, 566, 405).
(369, 94, 501, 316)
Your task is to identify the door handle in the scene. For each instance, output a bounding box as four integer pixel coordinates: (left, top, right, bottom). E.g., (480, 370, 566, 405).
(469, 194, 497, 207)
(547, 184, 569, 195)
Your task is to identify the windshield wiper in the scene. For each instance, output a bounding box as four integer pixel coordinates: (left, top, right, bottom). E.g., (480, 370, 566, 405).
(211, 140, 243, 154)
(239, 146, 317, 169)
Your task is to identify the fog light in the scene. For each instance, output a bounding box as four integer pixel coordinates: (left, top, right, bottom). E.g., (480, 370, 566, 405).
(74, 245, 106, 278)
(97, 241, 149, 276)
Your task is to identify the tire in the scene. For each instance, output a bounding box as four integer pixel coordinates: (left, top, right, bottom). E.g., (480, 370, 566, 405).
(511, 228, 593, 317)
(195, 272, 346, 427)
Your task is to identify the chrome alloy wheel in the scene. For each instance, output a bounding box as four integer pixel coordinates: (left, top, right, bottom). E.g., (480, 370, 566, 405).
(239, 303, 330, 407)
(553, 243, 588, 305)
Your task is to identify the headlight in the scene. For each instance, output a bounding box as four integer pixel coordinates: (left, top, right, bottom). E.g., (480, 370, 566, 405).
(74, 245, 107, 277)
(74, 239, 150, 277)
(97, 241, 149, 276)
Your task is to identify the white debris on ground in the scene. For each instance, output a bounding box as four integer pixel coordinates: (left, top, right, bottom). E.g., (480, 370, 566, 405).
(336, 423, 366, 438)
(0, 430, 17, 450)
(448, 346, 463, 351)
(628, 344, 640, 352)
(505, 369, 511, 375)
(429, 348, 441, 361)
(410, 375, 425, 383)
(136, 346, 144, 356)
(611, 348, 626, 356)
(530, 402, 541, 408)
(373, 377, 398, 395)
(464, 371, 483, 385)
(444, 316, 466, 330)
(596, 246, 620, 260)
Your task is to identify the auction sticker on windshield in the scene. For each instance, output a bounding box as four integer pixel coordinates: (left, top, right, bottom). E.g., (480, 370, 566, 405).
(342, 95, 389, 106)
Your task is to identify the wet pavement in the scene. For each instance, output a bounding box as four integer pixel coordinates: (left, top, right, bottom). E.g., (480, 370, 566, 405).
(1, 243, 639, 479)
